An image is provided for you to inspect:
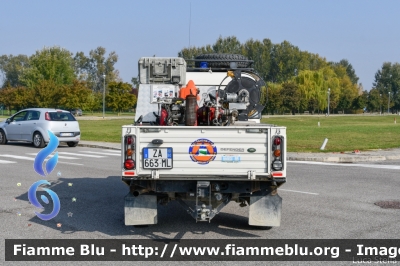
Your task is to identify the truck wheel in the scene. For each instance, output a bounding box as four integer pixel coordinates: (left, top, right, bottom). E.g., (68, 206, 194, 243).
(195, 53, 249, 68)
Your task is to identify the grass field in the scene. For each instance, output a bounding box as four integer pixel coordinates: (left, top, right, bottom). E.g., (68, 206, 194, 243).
(262, 115, 400, 152)
(1, 114, 399, 152)
(78, 119, 133, 143)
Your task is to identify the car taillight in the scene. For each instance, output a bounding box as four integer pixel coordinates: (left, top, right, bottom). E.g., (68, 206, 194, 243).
(45, 112, 50, 120)
(271, 136, 284, 171)
(124, 159, 135, 170)
(124, 135, 136, 170)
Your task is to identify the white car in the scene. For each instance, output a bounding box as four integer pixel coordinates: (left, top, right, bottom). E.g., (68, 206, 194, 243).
(0, 108, 81, 148)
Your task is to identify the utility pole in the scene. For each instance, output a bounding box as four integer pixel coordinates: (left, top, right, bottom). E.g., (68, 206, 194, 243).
(327, 88, 330, 116)
(103, 74, 106, 119)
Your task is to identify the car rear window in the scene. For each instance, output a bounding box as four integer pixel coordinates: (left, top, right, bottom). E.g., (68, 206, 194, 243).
(48, 112, 76, 121)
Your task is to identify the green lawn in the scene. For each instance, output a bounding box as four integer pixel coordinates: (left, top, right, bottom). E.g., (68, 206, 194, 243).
(2, 114, 399, 152)
(262, 115, 400, 152)
(78, 119, 133, 142)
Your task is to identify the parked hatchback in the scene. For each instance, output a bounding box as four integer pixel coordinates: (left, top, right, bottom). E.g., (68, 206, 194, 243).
(0, 108, 81, 148)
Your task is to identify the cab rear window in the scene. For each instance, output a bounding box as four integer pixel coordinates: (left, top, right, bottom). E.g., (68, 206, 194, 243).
(48, 112, 76, 121)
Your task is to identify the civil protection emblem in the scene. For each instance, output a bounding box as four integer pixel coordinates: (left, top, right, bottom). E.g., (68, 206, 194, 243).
(188, 138, 217, 165)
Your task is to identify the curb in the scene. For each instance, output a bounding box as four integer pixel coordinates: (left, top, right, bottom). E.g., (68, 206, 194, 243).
(287, 154, 400, 163)
(287, 156, 388, 163)
(77, 143, 121, 150)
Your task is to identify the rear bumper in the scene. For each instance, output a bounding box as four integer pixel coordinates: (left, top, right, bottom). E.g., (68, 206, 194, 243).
(53, 132, 81, 138)
(43, 131, 80, 143)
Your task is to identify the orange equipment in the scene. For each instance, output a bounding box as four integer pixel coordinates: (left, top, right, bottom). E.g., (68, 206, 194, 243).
(179, 80, 200, 100)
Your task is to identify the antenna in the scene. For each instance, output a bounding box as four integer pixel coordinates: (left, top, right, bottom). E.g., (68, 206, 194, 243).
(189, 2, 191, 48)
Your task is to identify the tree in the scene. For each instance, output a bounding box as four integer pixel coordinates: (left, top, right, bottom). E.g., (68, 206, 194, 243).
(294, 70, 326, 113)
(20, 46, 75, 88)
(106, 82, 136, 114)
(352, 90, 368, 112)
(0, 54, 30, 88)
(337, 76, 359, 113)
(268, 40, 301, 83)
(0, 87, 17, 114)
(212, 36, 243, 54)
(131, 77, 139, 88)
(265, 82, 283, 114)
(28, 80, 62, 108)
(322, 67, 340, 113)
(280, 82, 300, 114)
(84, 92, 102, 113)
(58, 80, 92, 110)
(242, 38, 273, 83)
(330, 59, 359, 85)
(73, 51, 91, 80)
(178, 45, 214, 61)
(373, 62, 400, 113)
(74, 47, 120, 92)
(13, 87, 33, 110)
(367, 88, 381, 113)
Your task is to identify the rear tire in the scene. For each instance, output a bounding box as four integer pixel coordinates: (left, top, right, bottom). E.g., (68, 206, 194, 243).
(67, 142, 78, 147)
(33, 132, 45, 148)
(195, 53, 249, 68)
(0, 129, 8, 144)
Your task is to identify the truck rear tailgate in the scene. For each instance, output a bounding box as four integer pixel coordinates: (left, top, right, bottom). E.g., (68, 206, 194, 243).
(122, 125, 286, 180)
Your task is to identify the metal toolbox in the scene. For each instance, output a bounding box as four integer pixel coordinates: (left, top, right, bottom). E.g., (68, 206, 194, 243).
(138, 57, 186, 85)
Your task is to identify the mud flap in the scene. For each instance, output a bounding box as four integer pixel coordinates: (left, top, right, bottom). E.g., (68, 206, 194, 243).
(124, 193, 157, 225)
(249, 193, 282, 226)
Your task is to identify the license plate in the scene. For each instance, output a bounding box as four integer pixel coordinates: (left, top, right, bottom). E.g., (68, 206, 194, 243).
(143, 147, 173, 169)
(60, 133, 73, 137)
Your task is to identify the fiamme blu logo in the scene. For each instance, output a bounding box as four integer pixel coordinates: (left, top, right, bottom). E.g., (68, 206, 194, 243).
(28, 130, 60, 221)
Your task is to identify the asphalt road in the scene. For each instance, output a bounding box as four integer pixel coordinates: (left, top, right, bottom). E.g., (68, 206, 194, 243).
(1, 143, 399, 265)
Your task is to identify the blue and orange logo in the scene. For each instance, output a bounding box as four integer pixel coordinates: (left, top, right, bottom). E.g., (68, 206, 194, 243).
(29, 130, 60, 221)
(188, 138, 217, 165)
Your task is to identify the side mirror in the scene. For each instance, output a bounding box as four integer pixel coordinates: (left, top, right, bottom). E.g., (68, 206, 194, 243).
(6, 118, 11, 124)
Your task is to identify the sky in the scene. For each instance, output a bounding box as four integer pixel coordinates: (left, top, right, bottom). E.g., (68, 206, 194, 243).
(1, 0, 400, 90)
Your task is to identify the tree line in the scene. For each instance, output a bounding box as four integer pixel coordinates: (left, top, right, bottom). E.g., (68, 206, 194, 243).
(0, 46, 136, 114)
(1, 37, 399, 115)
(179, 36, 399, 114)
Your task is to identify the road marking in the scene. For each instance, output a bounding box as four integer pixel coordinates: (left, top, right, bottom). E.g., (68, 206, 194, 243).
(102, 149, 120, 153)
(57, 161, 84, 166)
(279, 189, 319, 195)
(0, 154, 34, 161)
(58, 152, 105, 158)
(0, 159, 16, 164)
(0, 154, 83, 165)
(288, 161, 400, 170)
(26, 153, 79, 160)
(80, 151, 120, 156)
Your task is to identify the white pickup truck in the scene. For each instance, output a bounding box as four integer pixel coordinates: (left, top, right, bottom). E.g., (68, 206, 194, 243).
(121, 54, 287, 227)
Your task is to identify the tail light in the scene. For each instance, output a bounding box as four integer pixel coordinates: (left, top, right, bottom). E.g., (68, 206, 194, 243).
(271, 136, 284, 171)
(45, 112, 51, 121)
(124, 135, 136, 170)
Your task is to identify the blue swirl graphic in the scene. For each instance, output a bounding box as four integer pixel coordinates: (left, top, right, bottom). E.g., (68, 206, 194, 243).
(28, 180, 60, 221)
(33, 130, 59, 176)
